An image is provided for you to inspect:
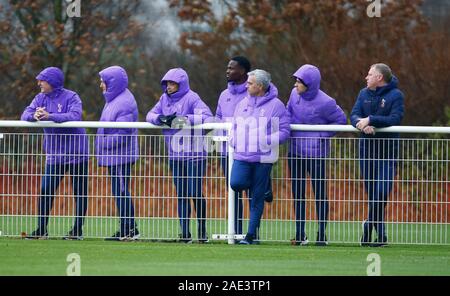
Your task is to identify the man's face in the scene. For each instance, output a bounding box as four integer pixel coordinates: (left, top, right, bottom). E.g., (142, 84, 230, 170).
(166, 81, 179, 94)
(100, 80, 107, 92)
(37, 80, 52, 94)
(226, 60, 244, 82)
(246, 75, 262, 97)
(366, 67, 383, 90)
(294, 78, 307, 95)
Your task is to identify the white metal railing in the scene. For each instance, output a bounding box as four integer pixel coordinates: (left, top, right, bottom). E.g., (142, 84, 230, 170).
(0, 121, 449, 245)
(1, 119, 449, 133)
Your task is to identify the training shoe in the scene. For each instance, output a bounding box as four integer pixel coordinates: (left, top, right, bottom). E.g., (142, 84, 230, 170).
(198, 238, 209, 244)
(105, 231, 125, 241)
(238, 239, 251, 245)
(239, 234, 259, 245)
(291, 236, 309, 246)
(264, 181, 273, 203)
(63, 228, 83, 241)
(105, 228, 140, 241)
(264, 190, 273, 203)
(316, 233, 328, 246)
(125, 228, 140, 241)
(179, 238, 193, 244)
(25, 228, 48, 240)
(178, 233, 193, 244)
(370, 237, 388, 247)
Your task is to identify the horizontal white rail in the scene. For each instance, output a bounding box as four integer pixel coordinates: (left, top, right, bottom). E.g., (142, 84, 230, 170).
(291, 124, 450, 134)
(0, 120, 449, 134)
(0, 120, 231, 130)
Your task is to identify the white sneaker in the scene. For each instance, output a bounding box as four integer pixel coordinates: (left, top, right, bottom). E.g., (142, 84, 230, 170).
(291, 236, 309, 246)
(300, 237, 309, 246)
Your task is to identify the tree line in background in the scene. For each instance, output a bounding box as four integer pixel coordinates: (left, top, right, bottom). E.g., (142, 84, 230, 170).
(1, 0, 449, 126)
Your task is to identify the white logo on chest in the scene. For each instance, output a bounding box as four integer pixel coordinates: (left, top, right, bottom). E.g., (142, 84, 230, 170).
(259, 109, 265, 116)
(57, 104, 63, 112)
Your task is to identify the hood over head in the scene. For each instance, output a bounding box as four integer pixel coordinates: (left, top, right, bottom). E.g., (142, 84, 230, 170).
(293, 64, 321, 101)
(99, 66, 129, 102)
(36, 67, 64, 90)
(161, 68, 190, 100)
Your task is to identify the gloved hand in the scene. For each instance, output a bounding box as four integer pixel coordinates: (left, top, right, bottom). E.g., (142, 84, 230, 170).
(158, 113, 177, 127)
(171, 116, 189, 129)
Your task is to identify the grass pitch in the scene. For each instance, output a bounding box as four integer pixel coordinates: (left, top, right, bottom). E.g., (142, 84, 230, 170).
(0, 238, 449, 276)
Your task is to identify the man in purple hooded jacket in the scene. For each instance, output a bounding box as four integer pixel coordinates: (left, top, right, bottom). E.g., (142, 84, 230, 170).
(287, 64, 346, 246)
(21, 66, 89, 240)
(96, 65, 140, 241)
(147, 68, 213, 243)
(216, 56, 251, 236)
(230, 69, 291, 245)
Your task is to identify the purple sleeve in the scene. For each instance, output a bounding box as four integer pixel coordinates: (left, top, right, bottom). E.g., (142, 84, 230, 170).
(267, 102, 291, 146)
(275, 104, 291, 144)
(186, 97, 213, 125)
(48, 94, 82, 123)
(216, 102, 223, 121)
(321, 100, 347, 137)
(146, 100, 163, 125)
(216, 91, 226, 121)
(21, 96, 41, 121)
(286, 93, 295, 123)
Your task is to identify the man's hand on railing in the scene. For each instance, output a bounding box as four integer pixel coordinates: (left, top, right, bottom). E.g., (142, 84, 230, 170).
(356, 117, 370, 130)
(171, 116, 189, 129)
(34, 107, 49, 121)
(362, 126, 376, 135)
(158, 113, 177, 127)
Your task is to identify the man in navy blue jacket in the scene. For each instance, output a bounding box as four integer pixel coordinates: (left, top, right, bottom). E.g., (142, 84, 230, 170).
(350, 63, 404, 247)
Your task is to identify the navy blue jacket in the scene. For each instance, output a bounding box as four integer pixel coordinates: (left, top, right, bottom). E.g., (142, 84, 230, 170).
(350, 76, 404, 139)
(351, 76, 404, 159)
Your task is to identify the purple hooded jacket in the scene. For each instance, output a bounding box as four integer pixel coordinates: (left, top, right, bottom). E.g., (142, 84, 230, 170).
(146, 68, 213, 160)
(287, 64, 347, 158)
(21, 67, 89, 165)
(215, 81, 247, 154)
(217, 82, 248, 120)
(96, 66, 139, 166)
(231, 83, 290, 163)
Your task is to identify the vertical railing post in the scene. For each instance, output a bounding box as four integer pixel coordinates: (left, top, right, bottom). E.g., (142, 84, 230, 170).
(227, 126, 235, 245)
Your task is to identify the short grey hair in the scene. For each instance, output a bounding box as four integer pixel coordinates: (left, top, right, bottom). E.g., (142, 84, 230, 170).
(371, 63, 393, 83)
(248, 69, 271, 91)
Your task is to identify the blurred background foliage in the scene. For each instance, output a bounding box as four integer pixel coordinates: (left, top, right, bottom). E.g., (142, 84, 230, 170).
(0, 0, 448, 126)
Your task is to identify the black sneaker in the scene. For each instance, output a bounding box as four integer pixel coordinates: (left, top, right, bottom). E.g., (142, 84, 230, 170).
(239, 234, 259, 245)
(25, 228, 48, 240)
(198, 238, 209, 244)
(370, 237, 388, 247)
(264, 190, 273, 203)
(63, 228, 83, 241)
(125, 228, 140, 241)
(178, 233, 192, 244)
(264, 182, 273, 203)
(179, 238, 193, 244)
(316, 233, 328, 246)
(105, 231, 125, 241)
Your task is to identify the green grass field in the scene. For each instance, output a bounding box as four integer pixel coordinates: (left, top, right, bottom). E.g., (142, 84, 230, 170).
(0, 237, 449, 276)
